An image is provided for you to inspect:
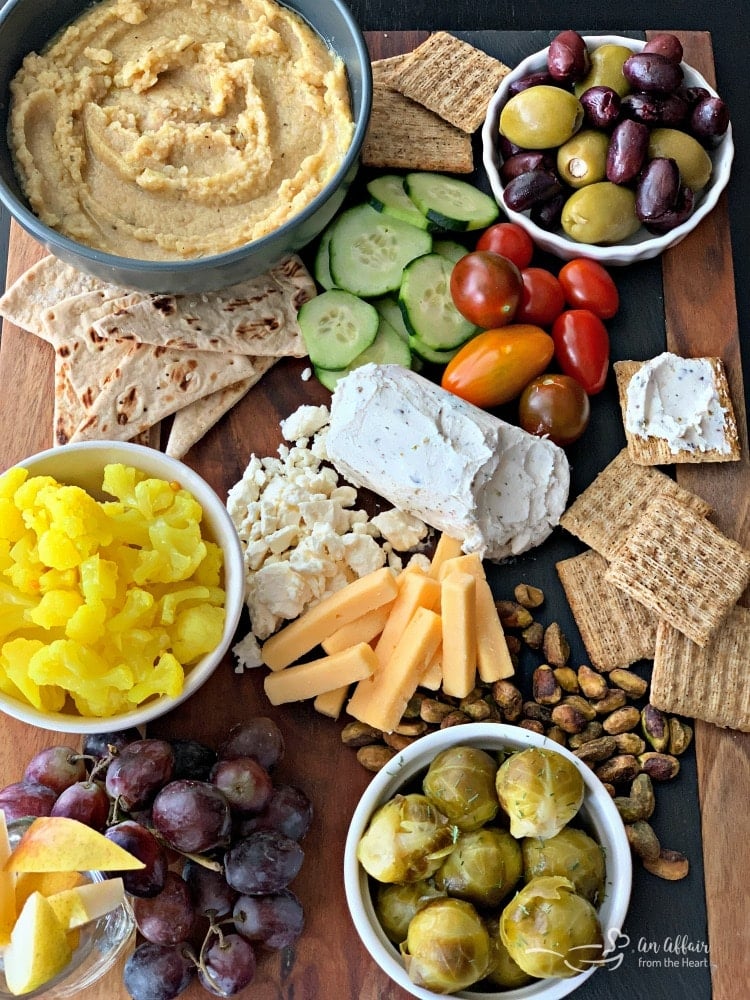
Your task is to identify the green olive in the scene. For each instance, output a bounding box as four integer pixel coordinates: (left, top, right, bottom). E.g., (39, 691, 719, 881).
(647, 128, 713, 191)
(574, 44, 633, 97)
(499, 86, 584, 150)
(561, 182, 640, 245)
(557, 130, 609, 188)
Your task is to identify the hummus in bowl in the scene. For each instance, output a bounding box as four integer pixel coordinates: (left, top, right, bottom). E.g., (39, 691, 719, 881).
(9, 0, 355, 261)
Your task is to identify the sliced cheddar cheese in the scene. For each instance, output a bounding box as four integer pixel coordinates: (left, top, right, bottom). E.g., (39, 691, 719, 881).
(374, 572, 441, 669)
(428, 533, 465, 578)
(264, 643, 377, 706)
(347, 607, 442, 733)
(440, 571, 477, 699)
(262, 568, 398, 671)
(438, 554, 514, 682)
(420, 646, 443, 691)
(322, 601, 394, 655)
(313, 684, 350, 719)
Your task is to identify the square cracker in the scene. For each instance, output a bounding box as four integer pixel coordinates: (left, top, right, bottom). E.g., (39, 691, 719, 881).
(362, 82, 474, 172)
(387, 31, 511, 133)
(652, 608, 750, 731)
(614, 357, 741, 465)
(604, 494, 750, 647)
(560, 448, 711, 560)
(556, 549, 658, 670)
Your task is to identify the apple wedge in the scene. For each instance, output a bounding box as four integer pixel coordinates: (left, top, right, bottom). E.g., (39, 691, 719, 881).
(46, 877, 125, 931)
(14, 870, 85, 914)
(3, 817, 145, 873)
(0, 811, 16, 947)
(3, 892, 72, 995)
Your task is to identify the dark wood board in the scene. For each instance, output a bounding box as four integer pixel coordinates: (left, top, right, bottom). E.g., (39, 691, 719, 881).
(0, 29, 747, 1000)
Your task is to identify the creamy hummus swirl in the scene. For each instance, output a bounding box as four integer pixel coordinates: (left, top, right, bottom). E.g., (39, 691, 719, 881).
(9, 0, 354, 259)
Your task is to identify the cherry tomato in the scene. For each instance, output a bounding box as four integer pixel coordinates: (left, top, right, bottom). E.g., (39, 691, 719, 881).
(441, 325, 554, 409)
(515, 268, 566, 327)
(558, 258, 620, 319)
(450, 250, 522, 329)
(551, 309, 610, 395)
(475, 222, 534, 270)
(518, 374, 590, 446)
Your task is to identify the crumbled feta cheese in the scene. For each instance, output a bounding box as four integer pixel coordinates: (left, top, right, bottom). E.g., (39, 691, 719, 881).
(280, 404, 331, 442)
(371, 508, 429, 551)
(232, 632, 263, 672)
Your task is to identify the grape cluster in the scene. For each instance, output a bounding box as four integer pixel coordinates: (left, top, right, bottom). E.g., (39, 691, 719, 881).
(0, 717, 313, 1000)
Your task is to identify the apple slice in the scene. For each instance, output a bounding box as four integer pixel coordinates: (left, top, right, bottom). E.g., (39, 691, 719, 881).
(3, 817, 145, 873)
(15, 870, 86, 913)
(3, 892, 72, 995)
(0, 810, 16, 947)
(46, 878, 125, 931)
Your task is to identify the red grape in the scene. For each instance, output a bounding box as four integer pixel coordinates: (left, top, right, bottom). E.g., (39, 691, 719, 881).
(169, 739, 217, 782)
(50, 780, 110, 829)
(23, 746, 85, 795)
(218, 718, 284, 771)
(105, 739, 175, 811)
(133, 872, 196, 945)
(210, 757, 273, 815)
(0, 781, 57, 822)
(105, 820, 168, 897)
(233, 889, 304, 950)
(183, 860, 238, 918)
(81, 729, 141, 772)
(198, 934, 256, 996)
(152, 780, 231, 853)
(237, 784, 313, 842)
(224, 831, 304, 896)
(123, 942, 195, 1000)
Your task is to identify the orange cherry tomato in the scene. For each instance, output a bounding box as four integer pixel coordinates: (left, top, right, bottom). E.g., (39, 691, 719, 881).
(441, 325, 555, 409)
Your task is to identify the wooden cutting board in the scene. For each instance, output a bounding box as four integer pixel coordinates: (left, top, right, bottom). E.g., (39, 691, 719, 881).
(0, 29, 747, 1000)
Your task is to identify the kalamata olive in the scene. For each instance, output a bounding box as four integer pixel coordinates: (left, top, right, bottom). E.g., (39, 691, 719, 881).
(644, 184, 695, 233)
(574, 44, 633, 98)
(678, 85, 711, 108)
(547, 30, 590, 84)
(498, 136, 522, 161)
(621, 92, 689, 126)
(635, 157, 681, 222)
(689, 96, 730, 145)
(642, 33, 684, 65)
(606, 119, 649, 184)
(648, 128, 713, 190)
(503, 170, 563, 212)
(499, 86, 584, 149)
(623, 53, 683, 94)
(530, 190, 567, 231)
(579, 86, 621, 128)
(557, 130, 609, 188)
(508, 70, 556, 96)
(561, 182, 640, 244)
(499, 151, 554, 185)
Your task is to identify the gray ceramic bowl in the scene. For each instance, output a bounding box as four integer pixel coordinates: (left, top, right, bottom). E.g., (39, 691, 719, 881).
(0, 0, 372, 292)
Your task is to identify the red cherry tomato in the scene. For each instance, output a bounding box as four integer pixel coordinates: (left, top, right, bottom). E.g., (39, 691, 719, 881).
(450, 250, 522, 329)
(551, 309, 610, 395)
(475, 222, 534, 270)
(558, 258, 620, 319)
(441, 325, 554, 409)
(515, 268, 566, 327)
(518, 374, 590, 446)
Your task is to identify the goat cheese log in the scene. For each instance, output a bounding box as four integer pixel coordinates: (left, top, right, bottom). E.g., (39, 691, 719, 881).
(326, 364, 570, 561)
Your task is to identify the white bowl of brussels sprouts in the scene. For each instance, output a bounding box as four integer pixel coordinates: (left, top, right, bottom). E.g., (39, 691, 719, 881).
(481, 33, 734, 265)
(343, 722, 632, 999)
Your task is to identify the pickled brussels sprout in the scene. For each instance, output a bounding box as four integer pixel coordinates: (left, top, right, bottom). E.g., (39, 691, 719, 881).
(435, 828, 522, 908)
(500, 876, 604, 979)
(375, 880, 445, 945)
(484, 916, 533, 989)
(357, 793, 456, 883)
(495, 747, 584, 839)
(522, 827, 605, 904)
(402, 898, 491, 992)
(422, 746, 500, 831)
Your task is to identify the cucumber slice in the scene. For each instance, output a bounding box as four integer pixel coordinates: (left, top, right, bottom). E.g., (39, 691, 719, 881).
(399, 253, 477, 351)
(313, 229, 336, 289)
(405, 172, 499, 231)
(298, 289, 378, 370)
(373, 296, 410, 343)
(408, 333, 461, 366)
(328, 204, 432, 297)
(367, 175, 431, 230)
(433, 238, 468, 264)
(314, 316, 412, 390)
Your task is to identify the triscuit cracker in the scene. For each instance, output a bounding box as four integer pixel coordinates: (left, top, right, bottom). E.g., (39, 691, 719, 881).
(560, 448, 712, 560)
(361, 83, 474, 172)
(651, 608, 750, 731)
(387, 31, 511, 133)
(371, 53, 412, 84)
(556, 549, 658, 670)
(604, 495, 750, 647)
(614, 356, 741, 465)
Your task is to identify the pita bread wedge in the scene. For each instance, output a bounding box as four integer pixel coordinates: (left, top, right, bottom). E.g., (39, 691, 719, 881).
(53, 360, 87, 447)
(70, 345, 265, 442)
(56, 337, 135, 411)
(0, 255, 108, 340)
(89, 255, 315, 356)
(166, 360, 276, 459)
(39, 286, 144, 348)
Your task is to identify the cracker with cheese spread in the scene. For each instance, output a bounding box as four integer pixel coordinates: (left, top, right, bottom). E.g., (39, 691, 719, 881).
(614, 354, 741, 465)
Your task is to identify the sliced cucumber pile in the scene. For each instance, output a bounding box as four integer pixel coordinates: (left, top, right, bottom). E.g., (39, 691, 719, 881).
(302, 171, 499, 389)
